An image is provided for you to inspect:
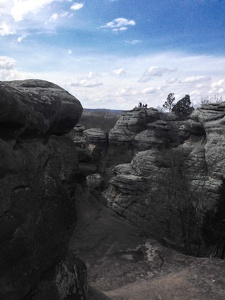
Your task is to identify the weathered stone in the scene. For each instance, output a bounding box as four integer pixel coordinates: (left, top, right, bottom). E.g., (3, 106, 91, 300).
(24, 252, 87, 300)
(83, 128, 107, 144)
(70, 192, 225, 300)
(103, 102, 225, 249)
(109, 127, 135, 143)
(133, 129, 165, 150)
(114, 108, 147, 133)
(86, 173, 103, 190)
(0, 80, 86, 300)
(0, 79, 82, 137)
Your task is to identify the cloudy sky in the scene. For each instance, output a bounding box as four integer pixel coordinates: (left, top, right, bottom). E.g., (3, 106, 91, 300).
(0, 0, 225, 109)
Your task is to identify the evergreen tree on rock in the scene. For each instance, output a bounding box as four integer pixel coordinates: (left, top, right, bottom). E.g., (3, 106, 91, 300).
(172, 94, 194, 119)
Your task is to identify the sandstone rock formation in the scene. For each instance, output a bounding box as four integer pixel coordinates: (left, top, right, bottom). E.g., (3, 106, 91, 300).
(0, 80, 87, 300)
(102, 104, 225, 254)
(70, 189, 225, 300)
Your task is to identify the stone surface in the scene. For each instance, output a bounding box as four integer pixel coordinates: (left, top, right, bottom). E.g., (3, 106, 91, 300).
(0, 80, 86, 300)
(24, 251, 88, 300)
(102, 103, 225, 250)
(0, 79, 82, 137)
(83, 128, 108, 144)
(86, 173, 103, 190)
(70, 191, 225, 300)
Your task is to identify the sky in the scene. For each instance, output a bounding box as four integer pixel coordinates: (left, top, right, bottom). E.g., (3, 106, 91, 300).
(0, 0, 225, 110)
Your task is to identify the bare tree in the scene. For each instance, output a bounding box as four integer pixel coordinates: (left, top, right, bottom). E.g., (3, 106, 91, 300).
(163, 93, 175, 111)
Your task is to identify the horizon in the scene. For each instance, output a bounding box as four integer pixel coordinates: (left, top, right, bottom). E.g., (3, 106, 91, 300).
(0, 0, 225, 110)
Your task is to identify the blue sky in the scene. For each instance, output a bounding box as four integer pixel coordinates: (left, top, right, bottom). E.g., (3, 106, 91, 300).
(0, 0, 225, 109)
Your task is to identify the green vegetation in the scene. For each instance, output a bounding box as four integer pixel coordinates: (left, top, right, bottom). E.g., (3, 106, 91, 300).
(172, 94, 194, 118)
(163, 93, 194, 119)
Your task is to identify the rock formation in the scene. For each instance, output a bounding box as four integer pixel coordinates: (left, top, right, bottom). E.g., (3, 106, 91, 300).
(100, 105, 225, 254)
(0, 80, 87, 300)
(70, 185, 225, 300)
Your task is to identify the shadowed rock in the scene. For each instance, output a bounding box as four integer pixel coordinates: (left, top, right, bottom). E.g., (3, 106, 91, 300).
(0, 80, 86, 300)
(0, 79, 83, 139)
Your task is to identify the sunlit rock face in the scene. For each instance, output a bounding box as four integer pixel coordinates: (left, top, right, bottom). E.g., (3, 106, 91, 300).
(103, 103, 225, 248)
(0, 80, 87, 300)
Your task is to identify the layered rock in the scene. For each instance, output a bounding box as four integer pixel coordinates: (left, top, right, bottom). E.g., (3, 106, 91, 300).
(0, 80, 87, 300)
(103, 103, 225, 251)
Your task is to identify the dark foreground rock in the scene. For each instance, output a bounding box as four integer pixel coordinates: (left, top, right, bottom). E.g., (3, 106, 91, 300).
(70, 190, 225, 300)
(0, 80, 87, 299)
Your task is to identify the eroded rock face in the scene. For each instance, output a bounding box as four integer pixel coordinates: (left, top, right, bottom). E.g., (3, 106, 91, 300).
(0, 79, 82, 137)
(0, 80, 86, 300)
(103, 103, 225, 250)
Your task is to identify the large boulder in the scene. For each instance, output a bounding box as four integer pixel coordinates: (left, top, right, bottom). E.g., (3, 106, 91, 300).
(0, 79, 82, 137)
(0, 80, 86, 300)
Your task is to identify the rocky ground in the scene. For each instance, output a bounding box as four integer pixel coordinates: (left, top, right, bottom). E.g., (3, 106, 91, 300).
(69, 190, 225, 300)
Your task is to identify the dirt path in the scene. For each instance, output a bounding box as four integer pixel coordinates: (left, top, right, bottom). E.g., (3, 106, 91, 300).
(69, 191, 225, 300)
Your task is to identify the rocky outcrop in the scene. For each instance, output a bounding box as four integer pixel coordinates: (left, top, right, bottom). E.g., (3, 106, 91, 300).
(83, 128, 107, 144)
(70, 191, 225, 300)
(0, 80, 87, 300)
(102, 103, 225, 253)
(0, 79, 82, 138)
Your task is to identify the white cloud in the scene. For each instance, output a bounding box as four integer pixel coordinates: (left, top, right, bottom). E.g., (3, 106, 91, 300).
(139, 66, 177, 82)
(142, 86, 164, 94)
(0, 22, 15, 36)
(180, 75, 211, 83)
(49, 13, 58, 22)
(11, 0, 55, 22)
(17, 35, 25, 42)
(209, 79, 225, 95)
(0, 56, 16, 69)
(113, 68, 126, 76)
(70, 2, 84, 10)
(211, 79, 225, 88)
(67, 72, 103, 88)
(166, 77, 178, 84)
(101, 18, 136, 32)
(115, 86, 138, 97)
(0, 56, 32, 81)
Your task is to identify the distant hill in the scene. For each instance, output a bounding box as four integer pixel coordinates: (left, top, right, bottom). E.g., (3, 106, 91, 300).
(83, 108, 124, 116)
(79, 108, 123, 132)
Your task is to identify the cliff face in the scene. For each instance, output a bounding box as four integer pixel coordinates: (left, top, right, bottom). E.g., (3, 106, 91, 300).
(98, 105, 225, 251)
(0, 80, 87, 300)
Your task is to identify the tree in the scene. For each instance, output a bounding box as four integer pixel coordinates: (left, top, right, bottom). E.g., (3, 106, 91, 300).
(163, 93, 175, 111)
(172, 94, 194, 119)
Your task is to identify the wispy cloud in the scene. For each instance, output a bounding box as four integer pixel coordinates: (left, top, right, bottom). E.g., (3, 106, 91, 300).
(0, 56, 16, 69)
(0, 22, 15, 36)
(70, 2, 84, 10)
(209, 79, 225, 95)
(11, 0, 55, 22)
(180, 76, 211, 84)
(139, 66, 177, 82)
(142, 86, 165, 94)
(0, 56, 32, 81)
(113, 68, 126, 76)
(17, 35, 25, 42)
(125, 39, 142, 45)
(211, 79, 225, 88)
(66, 72, 103, 88)
(101, 18, 136, 32)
